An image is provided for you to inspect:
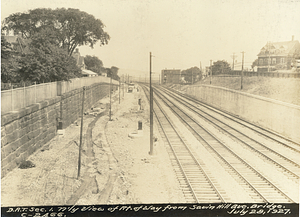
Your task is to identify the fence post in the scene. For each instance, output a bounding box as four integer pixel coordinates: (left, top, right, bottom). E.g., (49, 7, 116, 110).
(11, 83, 14, 111)
(34, 82, 37, 103)
(23, 83, 26, 108)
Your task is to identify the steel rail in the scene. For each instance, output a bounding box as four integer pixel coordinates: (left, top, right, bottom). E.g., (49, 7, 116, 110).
(142, 85, 225, 203)
(162, 85, 300, 151)
(154, 87, 296, 203)
(158, 86, 300, 179)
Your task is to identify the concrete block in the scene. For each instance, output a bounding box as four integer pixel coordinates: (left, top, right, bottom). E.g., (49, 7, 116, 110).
(57, 129, 65, 135)
(38, 100, 49, 110)
(5, 131, 19, 144)
(20, 134, 30, 145)
(1, 112, 19, 126)
(1, 126, 6, 137)
(1, 136, 7, 147)
(40, 117, 48, 126)
(3, 139, 20, 155)
(5, 121, 18, 134)
(1, 152, 17, 168)
(1, 161, 18, 178)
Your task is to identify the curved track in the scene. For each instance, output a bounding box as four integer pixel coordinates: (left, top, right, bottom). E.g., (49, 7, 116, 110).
(141, 83, 298, 203)
(157, 86, 300, 182)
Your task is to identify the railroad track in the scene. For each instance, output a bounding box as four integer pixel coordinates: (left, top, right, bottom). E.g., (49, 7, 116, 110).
(162, 86, 300, 153)
(157, 86, 300, 182)
(147, 85, 296, 203)
(142, 85, 226, 203)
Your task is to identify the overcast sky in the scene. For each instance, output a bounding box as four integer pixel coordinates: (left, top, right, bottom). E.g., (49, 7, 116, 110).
(2, 0, 300, 78)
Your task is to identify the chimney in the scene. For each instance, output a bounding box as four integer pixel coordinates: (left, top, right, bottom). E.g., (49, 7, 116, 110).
(292, 35, 294, 41)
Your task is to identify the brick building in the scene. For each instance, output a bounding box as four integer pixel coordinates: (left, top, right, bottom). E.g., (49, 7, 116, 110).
(161, 69, 181, 84)
(257, 37, 300, 72)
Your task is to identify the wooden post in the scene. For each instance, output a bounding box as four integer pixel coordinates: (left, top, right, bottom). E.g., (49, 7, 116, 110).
(23, 83, 26, 108)
(11, 83, 14, 111)
(149, 52, 154, 155)
(77, 86, 86, 179)
(34, 82, 37, 103)
(109, 76, 112, 121)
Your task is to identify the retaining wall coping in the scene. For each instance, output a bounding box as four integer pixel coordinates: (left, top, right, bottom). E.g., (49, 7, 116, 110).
(1, 96, 62, 126)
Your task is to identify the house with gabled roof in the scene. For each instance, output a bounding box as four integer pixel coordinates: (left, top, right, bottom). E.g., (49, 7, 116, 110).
(257, 36, 300, 72)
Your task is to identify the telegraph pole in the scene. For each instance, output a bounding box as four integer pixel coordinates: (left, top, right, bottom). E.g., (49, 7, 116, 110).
(192, 69, 193, 85)
(149, 52, 154, 155)
(119, 78, 120, 104)
(109, 74, 112, 120)
(241, 51, 245, 90)
(268, 42, 271, 72)
(78, 86, 86, 179)
(210, 60, 212, 84)
(231, 53, 237, 70)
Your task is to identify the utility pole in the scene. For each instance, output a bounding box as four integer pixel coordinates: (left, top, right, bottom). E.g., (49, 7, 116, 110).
(210, 60, 212, 84)
(192, 69, 193, 85)
(78, 86, 86, 179)
(119, 78, 121, 104)
(159, 74, 160, 85)
(179, 70, 181, 90)
(149, 52, 154, 155)
(231, 53, 237, 70)
(109, 75, 112, 120)
(122, 74, 125, 97)
(200, 61, 202, 80)
(268, 42, 271, 72)
(241, 51, 245, 90)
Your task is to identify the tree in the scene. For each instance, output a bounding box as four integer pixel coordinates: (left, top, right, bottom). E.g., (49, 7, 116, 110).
(251, 59, 258, 70)
(18, 29, 81, 83)
(2, 8, 110, 56)
(211, 60, 231, 75)
(180, 67, 202, 83)
(1, 37, 21, 83)
(84, 55, 104, 75)
(106, 66, 119, 80)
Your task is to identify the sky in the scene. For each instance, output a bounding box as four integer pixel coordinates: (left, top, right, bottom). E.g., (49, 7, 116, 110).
(1, 0, 300, 79)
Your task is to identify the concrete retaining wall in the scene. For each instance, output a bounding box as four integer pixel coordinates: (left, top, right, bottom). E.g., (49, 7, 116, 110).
(1, 83, 117, 177)
(186, 85, 300, 143)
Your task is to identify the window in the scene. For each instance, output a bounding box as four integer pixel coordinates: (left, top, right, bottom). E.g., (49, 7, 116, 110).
(281, 58, 285, 63)
(272, 58, 276, 64)
(259, 59, 263, 65)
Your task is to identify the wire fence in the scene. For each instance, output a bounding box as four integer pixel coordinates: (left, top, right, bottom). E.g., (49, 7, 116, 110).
(1, 76, 118, 115)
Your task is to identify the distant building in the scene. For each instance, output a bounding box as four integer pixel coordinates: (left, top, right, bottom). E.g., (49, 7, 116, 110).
(161, 69, 181, 84)
(81, 69, 98, 77)
(2, 35, 28, 54)
(72, 48, 100, 77)
(72, 48, 86, 70)
(257, 36, 300, 72)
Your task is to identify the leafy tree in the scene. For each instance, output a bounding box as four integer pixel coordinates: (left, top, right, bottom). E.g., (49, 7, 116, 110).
(84, 55, 104, 75)
(18, 29, 81, 83)
(251, 59, 258, 70)
(1, 37, 21, 83)
(2, 8, 110, 56)
(181, 67, 202, 83)
(211, 60, 231, 75)
(106, 66, 120, 80)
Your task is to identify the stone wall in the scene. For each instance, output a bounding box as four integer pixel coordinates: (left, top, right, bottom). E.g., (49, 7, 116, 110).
(1, 83, 116, 177)
(186, 85, 300, 143)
